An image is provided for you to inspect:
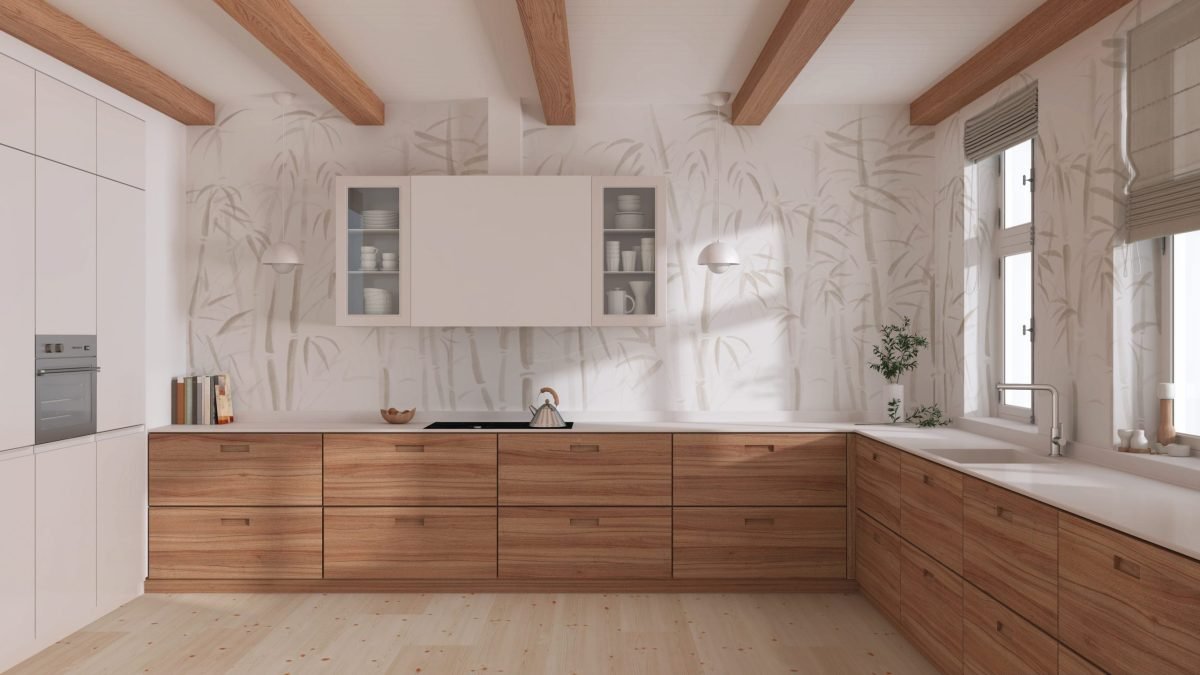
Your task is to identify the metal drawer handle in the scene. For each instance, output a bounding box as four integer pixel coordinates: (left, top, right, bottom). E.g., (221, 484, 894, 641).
(921, 474, 931, 485)
(220, 445, 250, 453)
(394, 445, 425, 453)
(221, 518, 250, 526)
(747, 444, 775, 453)
(995, 506, 1013, 522)
(1113, 555, 1142, 579)
(569, 444, 600, 453)
(922, 568, 933, 579)
(36, 366, 101, 376)
(995, 620, 1004, 634)
(744, 517, 775, 527)
(871, 451, 879, 461)
(570, 518, 600, 527)
(394, 517, 426, 526)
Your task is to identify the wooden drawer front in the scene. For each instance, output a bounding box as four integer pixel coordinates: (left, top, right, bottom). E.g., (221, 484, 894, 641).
(855, 510, 901, 624)
(901, 541, 963, 675)
(324, 507, 496, 579)
(149, 433, 322, 506)
(673, 434, 846, 506)
(1058, 645, 1107, 675)
(499, 434, 670, 506)
(673, 507, 846, 579)
(901, 453, 963, 574)
(149, 507, 321, 579)
(324, 434, 496, 506)
(1059, 513, 1200, 675)
(963, 583, 1056, 675)
(963, 476, 1058, 636)
(855, 436, 901, 532)
(499, 507, 671, 579)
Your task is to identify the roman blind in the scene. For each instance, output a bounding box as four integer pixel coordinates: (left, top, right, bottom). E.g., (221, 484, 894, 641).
(963, 83, 1038, 164)
(1126, 0, 1200, 242)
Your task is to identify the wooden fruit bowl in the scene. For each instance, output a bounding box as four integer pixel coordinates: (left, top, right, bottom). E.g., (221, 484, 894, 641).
(379, 407, 416, 424)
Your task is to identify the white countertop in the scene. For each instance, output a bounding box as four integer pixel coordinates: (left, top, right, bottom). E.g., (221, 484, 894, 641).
(151, 412, 1200, 562)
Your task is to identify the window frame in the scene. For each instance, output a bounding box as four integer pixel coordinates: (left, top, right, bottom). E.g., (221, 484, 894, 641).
(993, 139, 1036, 423)
(1161, 234, 1200, 451)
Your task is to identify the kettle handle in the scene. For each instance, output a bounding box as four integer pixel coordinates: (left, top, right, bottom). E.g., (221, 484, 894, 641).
(539, 386, 560, 406)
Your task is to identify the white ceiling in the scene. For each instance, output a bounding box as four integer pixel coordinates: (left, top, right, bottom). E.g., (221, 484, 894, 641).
(46, 0, 1043, 109)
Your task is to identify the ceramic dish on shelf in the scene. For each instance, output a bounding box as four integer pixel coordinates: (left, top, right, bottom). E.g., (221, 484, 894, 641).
(380, 407, 416, 424)
(616, 195, 642, 212)
(613, 212, 645, 229)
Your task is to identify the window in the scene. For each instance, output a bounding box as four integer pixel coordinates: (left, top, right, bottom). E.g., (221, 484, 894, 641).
(1165, 230, 1200, 445)
(996, 139, 1035, 418)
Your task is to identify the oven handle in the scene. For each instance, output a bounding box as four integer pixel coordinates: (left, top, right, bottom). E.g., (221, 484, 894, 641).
(36, 366, 101, 376)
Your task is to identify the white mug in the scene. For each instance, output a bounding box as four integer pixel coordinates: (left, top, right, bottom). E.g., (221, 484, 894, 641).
(621, 250, 638, 271)
(606, 290, 635, 314)
(606, 253, 621, 271)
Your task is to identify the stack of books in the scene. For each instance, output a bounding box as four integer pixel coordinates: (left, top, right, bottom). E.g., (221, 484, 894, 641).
(171, 374, 235, 425)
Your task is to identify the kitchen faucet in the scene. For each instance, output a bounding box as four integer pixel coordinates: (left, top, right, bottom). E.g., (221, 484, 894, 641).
(995, 383, 1063, 457)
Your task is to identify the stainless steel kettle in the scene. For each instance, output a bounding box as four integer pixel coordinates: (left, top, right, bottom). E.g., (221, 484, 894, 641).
(528, 386, 567, 428)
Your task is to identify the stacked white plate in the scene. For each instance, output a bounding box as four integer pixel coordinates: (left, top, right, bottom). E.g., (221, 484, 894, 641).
(363, 288, 392, 315)
(362, 209, 399, 229)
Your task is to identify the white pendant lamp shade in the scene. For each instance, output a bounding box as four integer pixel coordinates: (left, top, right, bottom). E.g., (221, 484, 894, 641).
(262, 242, 302, 274)
(697, 240, 740, 274)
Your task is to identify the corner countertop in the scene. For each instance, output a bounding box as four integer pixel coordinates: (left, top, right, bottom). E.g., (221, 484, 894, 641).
(150, 412, 1200, 562)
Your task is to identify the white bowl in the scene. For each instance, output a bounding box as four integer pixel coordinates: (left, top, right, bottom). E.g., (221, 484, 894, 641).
(613, 212, 645, 229)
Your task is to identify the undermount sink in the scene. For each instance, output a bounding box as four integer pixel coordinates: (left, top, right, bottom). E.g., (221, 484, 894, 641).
(923, 447, 1052, 465)
(424, 421, 575, 430)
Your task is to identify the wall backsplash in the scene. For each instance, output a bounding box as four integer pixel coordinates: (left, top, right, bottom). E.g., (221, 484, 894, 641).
(186, 101, 934, 415)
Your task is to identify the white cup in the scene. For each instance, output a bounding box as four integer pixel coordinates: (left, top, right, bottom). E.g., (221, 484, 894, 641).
(640, 238, 655, 272)
(361, 246, 378, 255)
(606, 253, 621, 271)
(606, 290, 635, 314)
(380, 252, 397, 260)
(621, 250, 638, 271)
(381, 261, 398, 271)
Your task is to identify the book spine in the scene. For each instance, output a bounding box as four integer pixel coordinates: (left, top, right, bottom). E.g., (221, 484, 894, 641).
(183, 377, 193, 425)
(210, 375, 218, 424)
(171, 378, 178, 425)
(225, 372, 234, 423)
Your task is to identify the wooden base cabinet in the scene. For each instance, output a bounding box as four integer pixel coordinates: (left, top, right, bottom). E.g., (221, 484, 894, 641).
(149, 433, 322, 506)
(900, 453, 963, 574)
(855, 437, 901, 532)
(149, 507, 321, 579)
(674, 434, 846, 506)
(901, 541, 963, 675)
(324, 507, 496, 579)
(963, 583, 1056, 675)
(324, 433, 497, 506)
(673, 507, 846, 578)
(499, 507, 671, 579)
(855, 510, 900, 625)
(499, 433, 670, 506)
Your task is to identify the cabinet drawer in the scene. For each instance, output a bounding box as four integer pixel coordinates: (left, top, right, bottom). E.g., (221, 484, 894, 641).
(673, 507, 846, 579)
(148, 507, 321, 579)
(855, 510, 901, 624)
(963, 583, 1056, 675)
(499, 434, 670, 506)
(324, 507, 496, 579)
(963, 476, 1057, 636)
(499, 507, 670, 579)
(901, 453, 963, 574)
(674, 434, 846, 506)
(1058, 645, 1107, 675)
(855, 436, 901, 532)
(901, 541, 963, 675)
(1059, 513, 1200, 675)
(149, 433, 321, 506)
(325, 434, 496, 506)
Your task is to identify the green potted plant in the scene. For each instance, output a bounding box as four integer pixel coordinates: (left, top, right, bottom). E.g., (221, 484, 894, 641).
(868, 317, 928, 423)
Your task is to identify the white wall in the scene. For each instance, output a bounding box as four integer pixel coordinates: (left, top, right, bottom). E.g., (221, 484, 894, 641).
(0, 30, 189, 428)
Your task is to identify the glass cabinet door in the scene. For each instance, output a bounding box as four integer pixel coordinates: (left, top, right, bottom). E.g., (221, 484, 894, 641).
(335, 177, 411, 326)
(592, 176, 667, 326)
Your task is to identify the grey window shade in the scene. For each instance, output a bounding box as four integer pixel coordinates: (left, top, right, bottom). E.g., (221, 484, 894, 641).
(963, 84, 1038, 163)
(1126, 0, 1200, 242)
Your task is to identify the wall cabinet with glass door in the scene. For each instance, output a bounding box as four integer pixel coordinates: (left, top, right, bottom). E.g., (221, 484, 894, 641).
(335, 177, 411, 326)
(591, 176, 667, 326)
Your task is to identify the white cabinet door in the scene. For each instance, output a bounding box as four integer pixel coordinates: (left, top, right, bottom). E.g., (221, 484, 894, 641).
(36, 158, 97, 335)
(410, 176, 592, 326)
(0, 449, 35, 672)
(0, 146, 34, 451)
(35, 73, 96, 173)
(97, 103, 145, 188)
(97, 428, 146, 613)
(0, 54, 35, 153)
(35, 436, 97, 642)
(97, 179, 145, 431)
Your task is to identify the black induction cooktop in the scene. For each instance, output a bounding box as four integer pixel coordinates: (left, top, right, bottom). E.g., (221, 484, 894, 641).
(424, 421, 574, 430)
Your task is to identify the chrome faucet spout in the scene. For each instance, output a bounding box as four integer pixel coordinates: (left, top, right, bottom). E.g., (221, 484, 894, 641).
(995, 383, 1063, 457)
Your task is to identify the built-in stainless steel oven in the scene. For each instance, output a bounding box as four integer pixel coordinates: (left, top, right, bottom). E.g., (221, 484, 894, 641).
(35, 335, 98, 445)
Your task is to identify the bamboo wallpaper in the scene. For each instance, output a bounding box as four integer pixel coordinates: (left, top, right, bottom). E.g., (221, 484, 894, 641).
(185, 101, 934, 415)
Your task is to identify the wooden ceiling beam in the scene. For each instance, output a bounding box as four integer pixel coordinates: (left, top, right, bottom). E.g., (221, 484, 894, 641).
(731, 0, 855, 126)
(515, 0, 575, 125)
(211, 0, 384, 125)
(0, 0, 214, 125)
(909, 0, 1132, 126)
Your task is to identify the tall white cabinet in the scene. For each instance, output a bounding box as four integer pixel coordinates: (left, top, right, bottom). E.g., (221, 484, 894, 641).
(98, 179, 146, 431)
(35, 158, 97, 335)
(0, 146, 35, 451)
(97, 427, 147, 612)
(35, 73, 96, 173)
(0, 54, 34, 152)
(35, 436, 98, 641)
(0, 449, 35, 670)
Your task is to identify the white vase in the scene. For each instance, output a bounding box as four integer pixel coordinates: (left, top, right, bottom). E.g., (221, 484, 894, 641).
(885, 383, 905, 423)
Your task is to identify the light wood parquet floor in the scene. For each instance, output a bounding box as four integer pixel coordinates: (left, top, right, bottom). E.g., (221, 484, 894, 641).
(8, 592, 934, 674)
